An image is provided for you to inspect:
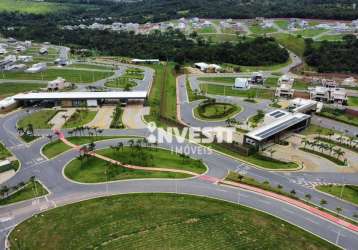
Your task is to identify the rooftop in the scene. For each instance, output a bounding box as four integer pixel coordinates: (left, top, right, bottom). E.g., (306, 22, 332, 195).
(246, 111, 310, 141)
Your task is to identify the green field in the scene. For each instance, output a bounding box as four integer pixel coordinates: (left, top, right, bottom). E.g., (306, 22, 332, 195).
(0, 181, 47, 206)
(8, 193, 337, 250)
(0, 0, 70, 14)
(200, 84, 274, 100)
(64, 147, 206, 182)
(198, 77, 235, 84)
(272, 33, 305, 57)
(301, 124, 337, 136)
(293, 29, 327, 38)
(105, 77, 137, 89)
(1, 69, 113, 84)
(194, 103, 240, 120)
(274, 20, 289, 30)
(249, 24, 277, 35)
(348, 96, 358, 107)
(63, 109, 97, 128)
(122, 68, 144, 80)
(66, 64, 114, 70)
(42, 136, 140, 159)
(293, 79, 311, 90)
(0, 82, 46, 98)
(316, 185, 358, 205)
(17, 110, 59, 129)
(197, 26, 216, 33)
(201, 34, 242, 43)
(264, 77, 278, 87)
(317, 34, 345, 41)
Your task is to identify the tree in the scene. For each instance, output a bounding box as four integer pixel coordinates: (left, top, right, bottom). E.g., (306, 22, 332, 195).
(290, 189, 296, 196)
(305, 194, 312, 200)
(336, 207, 343, 216)
(27, 123, 34, 137)
(267, 148, 276, 158)
(302, 138, 309, 149)
(277, 184, 283, 189)
(47, 134, 53, 141)
(0, 185, 9, 198)
(320, 199, 327, 207)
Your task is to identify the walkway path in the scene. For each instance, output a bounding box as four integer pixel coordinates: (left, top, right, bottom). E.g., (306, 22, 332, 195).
(85, 106, 115, 129)
(50, 109, 76, 130)
(122, 104, 149, 129)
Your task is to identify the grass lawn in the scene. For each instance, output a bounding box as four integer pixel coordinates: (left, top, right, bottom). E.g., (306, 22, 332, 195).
(316, 185, 358, 205)
(264, 77, 278, 87)
(66, 64, 114, 70)
(0, 69, 113, 84)
(8, 193, 337, 250)
(301, 124, 337, 136)
(249, 24, 277, 35)
(200, 84, 274, 100)
(271, 33, 305, 57)
(17, 110, 59, 129)
(0, 181, 47, 206)
(64, 147, 206, 182)
(198, 76, 235, 84)
(145, 63, 177, 127)
(197, 26, 215, 33)
(208, 143, 299, 170)
(122, 68, 144, 80)
(186, 77, 206, 102)
(63, 109, 97, 128)
(201, 33, 242, 43)
(42, 136, 140, 159)
(293, 79, 311, 90)
(0, 0, 70, 14)
(0, 143, 11, 160)
(274, 20, 289, 30)
(317, 34, 345, 41)
(194, 103, 240, 120)
(0, 83, 46, 98)
(293, 29, 327, 38)
(105, 77, 137, 89)
(348, 96, 358, 107)
(21, 135, 40, 143)
(318, 108, 358, 127)
(222, 58, 292, 73)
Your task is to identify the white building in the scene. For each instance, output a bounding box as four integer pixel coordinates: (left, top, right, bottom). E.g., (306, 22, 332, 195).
(322, 79, 337, 88)
(278, 75, 294, 85)
(47, 77, 69, 91)
(39, 47, 48, 55)
(15, 45, 26, 52)
(288, 98, 318, 113)
(5, 64, 27, 71)
(25, 63, 47, 73)
(0, 96, 18, 113)
(0, 47, 7, 55)
(309, 86, 330, 102)
(331, 88, 348, 104)
(275, 83, 294, 98)
(194, 62, 221, 73)
(18, 55, 33, 63)
(234, 78, 250, 89)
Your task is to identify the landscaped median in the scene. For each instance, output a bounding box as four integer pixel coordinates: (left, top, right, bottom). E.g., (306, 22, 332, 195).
(7, 193, 338, 250)
(0, 178, 48, 206)
(221, 172, 358, 229)
(64, 146, 207, 183)
(193, 100, 241, 121)
(316, 184, 358, 207)
(42, 136, 140, 159)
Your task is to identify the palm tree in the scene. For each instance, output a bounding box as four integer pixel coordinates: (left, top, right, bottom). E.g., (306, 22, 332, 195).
(0, 185, 9, 198)
(305, 194, 312, 200)
(267, 148, 276, 158)
(88, 142, 96, 152)
(320, 199, 327, 207)
(336, 207, 343, 216)
(290, 189, 296, 196)
(47, 134, 53, 141)
(62, 114, 69, 123)
(333, 148, 345, 160)
(117, 142, 124, 152)
(128, 139, 134, 151)
(302, 138, 309, 149)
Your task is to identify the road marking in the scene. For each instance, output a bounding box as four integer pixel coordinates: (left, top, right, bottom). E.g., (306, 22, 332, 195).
(0, 216, 13, 223)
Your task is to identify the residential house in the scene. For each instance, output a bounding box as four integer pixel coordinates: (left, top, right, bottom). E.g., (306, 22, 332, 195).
(25, 63, 47, 73)
(234, 78, 250, 89)
(47, 77, 69, 91)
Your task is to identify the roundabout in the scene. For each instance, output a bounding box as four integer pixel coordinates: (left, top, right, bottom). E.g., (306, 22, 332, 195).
(193, 101, 241, 121)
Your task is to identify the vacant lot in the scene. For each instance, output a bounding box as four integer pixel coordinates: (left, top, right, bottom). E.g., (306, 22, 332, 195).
(200, 84, 274, 99)
(0, 83, 45, 98)
(9, 193, 338, 250)
(65, 146, 206, 182)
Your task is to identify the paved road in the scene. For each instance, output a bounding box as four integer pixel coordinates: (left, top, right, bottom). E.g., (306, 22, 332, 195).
(1, 109, 358, 249)
(0, 60, 358, 249)
(312, 115, 358, 137)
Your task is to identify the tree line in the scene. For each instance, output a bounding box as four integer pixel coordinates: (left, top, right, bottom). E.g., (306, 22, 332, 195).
(304, 35, 358, 73)
(2, 27, 289, 66)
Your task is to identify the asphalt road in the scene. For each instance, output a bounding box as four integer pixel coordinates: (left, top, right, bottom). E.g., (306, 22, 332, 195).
(0, 59, 358, 249)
